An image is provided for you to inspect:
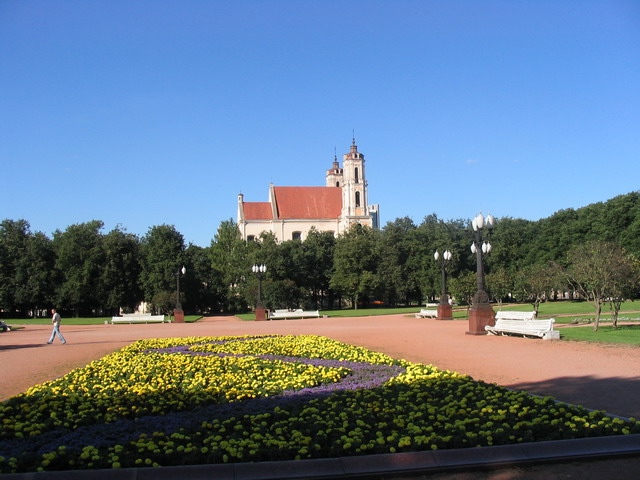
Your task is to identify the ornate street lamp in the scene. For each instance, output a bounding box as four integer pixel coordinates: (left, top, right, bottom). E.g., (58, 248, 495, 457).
(174, 265, 186, 323)
(434, 249, 453, 320)
(467, 212, 495, 335)
(252, 264, 267, 321)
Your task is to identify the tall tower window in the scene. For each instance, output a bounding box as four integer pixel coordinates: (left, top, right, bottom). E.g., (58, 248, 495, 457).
(355, 191, 361, 207)
(336, 181, 340, 187)
(355, 167, 359, 184)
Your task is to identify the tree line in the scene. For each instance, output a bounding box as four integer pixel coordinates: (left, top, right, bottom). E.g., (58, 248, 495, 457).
(1, 191, 639, 319)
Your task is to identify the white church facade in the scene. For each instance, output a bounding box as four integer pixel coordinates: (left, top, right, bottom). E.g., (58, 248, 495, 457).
(237, 139, 380, 242)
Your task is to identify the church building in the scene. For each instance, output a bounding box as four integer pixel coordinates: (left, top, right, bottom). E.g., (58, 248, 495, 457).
(237, 139, 380, 242)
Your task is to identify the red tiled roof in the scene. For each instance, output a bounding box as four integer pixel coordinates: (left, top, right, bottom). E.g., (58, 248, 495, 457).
(274, 187, 342, 219)
(243, 202, 273, 220)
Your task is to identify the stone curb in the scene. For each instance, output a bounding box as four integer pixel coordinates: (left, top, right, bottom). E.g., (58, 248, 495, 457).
(3, 434, 640, 479)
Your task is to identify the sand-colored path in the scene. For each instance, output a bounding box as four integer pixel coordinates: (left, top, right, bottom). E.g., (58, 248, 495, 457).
(2, 314, 639, 419)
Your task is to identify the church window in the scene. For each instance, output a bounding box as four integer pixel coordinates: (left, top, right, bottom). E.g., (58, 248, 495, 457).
(247, 235, 255, 242)
(355, 191, 361, 207)
(292, 231, 302, 241)
(355, 167, 359, 183)
(336, 181, 340, 187)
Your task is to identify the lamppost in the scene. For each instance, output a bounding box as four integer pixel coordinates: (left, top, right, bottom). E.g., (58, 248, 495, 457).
(252, 264, 267, 321)
(434, 249, 453, 320)
(466, 212, 495, 335)
(174, 265, 186, 323)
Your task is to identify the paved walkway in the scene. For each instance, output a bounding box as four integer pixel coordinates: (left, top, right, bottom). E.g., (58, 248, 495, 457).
(2, 314, 640, 478)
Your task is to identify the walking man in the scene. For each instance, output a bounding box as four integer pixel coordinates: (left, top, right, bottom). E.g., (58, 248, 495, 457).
(47, 308, 67, 344)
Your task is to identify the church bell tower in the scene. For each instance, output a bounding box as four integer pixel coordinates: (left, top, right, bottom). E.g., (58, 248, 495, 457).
(342, 137, 368, 219)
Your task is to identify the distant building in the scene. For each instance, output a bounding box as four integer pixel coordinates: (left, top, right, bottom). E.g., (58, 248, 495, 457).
(237, 139, 379, 242)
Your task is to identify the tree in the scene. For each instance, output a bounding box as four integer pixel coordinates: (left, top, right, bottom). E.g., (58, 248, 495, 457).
(514, 263, 560, 317)
(14, 231, 56, 316)
(0, 219, 31, 314)
(52, 220, 105, 316)
(606, 253, 640, 328)
(378, 217, 421, 306)
(488, 217, 534, 274)
(449, 271, 476, 316)
(330, 223, 381, 309)
(486, 269, 513, 308)
(301, 228, 336, 309)
(140, 225, 185, 308)
(564, 240, 633, 331)
(183, 243, 218, 313)
(100, 227, 142, 314)
(209, 220, 248, 312)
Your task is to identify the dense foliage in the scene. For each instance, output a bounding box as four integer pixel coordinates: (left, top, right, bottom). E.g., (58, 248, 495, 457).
(1, 191, 639, 316)
(0, 335, 637, 474)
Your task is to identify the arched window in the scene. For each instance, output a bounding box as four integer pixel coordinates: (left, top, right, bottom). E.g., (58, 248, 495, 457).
(336, 181, 340, 187)
(355, 167, 359, 183)
(355, 191, 361, 207)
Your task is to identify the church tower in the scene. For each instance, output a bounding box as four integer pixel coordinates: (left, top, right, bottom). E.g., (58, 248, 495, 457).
(325, 149, 343, 187)
(341, 137, 368, 220)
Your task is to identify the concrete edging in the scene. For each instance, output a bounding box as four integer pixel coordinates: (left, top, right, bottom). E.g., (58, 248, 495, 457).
(3, 434, 640, 479)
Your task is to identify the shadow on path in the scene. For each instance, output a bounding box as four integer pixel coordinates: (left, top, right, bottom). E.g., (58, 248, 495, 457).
(508, 375, 640, 419)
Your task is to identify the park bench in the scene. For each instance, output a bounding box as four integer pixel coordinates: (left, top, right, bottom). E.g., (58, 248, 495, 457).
(111, 314, 167, 324)
(269, 309, 320, 320)
(415, 309, 438, 318)
(494, 311, 537, 322)
(486, 311, 559, 340)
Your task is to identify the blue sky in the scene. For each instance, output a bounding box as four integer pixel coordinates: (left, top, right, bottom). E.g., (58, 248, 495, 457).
(1, 1, 639, 247)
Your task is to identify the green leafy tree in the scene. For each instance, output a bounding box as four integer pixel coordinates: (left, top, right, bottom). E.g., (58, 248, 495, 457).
(14, 231, 56, 316)
(182, 243, 218, 313)
(301, 228, 336, 309)
(486, 269, 513, 308)
(449, 271, 476, 316)
(210, 219, 248, 312)
(514, 263, 560, 316)
(330, 224, 381, 309)
(100, 227, 142, 315)
(378, 217, 421, 306)
(0, 219, 31, 314)
(140, 225, 185, 309)
(489, 217, 534, 274)
(564, 240, 631, 331)
(52, 220, 105, 316)
(606, 253, 640, 328)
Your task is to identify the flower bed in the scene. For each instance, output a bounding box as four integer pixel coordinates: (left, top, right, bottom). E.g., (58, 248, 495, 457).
(0, 334, 638, 473)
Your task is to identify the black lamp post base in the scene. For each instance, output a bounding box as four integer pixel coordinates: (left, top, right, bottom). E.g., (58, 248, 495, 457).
(466, 303, 494, 335)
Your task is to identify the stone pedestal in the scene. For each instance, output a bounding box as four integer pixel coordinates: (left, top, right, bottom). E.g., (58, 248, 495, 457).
(466, 303, 494, 335)
(437, 303, 454, 320)
(173, 309, 185, 323)
(255, 307, 268, 321)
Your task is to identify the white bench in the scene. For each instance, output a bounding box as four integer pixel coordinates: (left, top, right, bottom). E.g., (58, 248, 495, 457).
(269, 309, 320, 320)
(486, 317, 560, 340)
(111, 314, 167, 324)
(495, 311, 536, 322)
(415, 309, 438, 318)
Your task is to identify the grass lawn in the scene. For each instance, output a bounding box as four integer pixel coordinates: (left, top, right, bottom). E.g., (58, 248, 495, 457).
(495, 300, 640, 318)
(4, 315, 202, 325)
(558, 324, 640, 345)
